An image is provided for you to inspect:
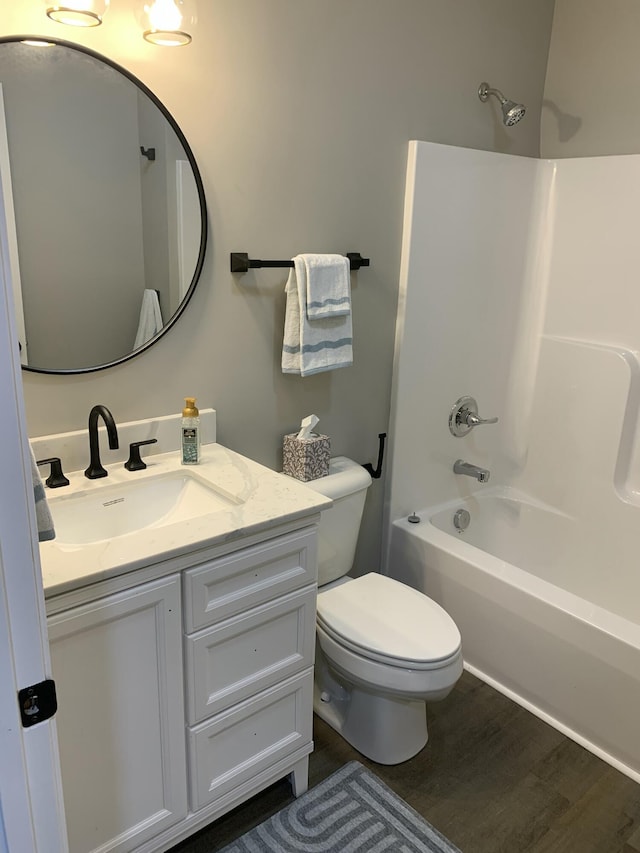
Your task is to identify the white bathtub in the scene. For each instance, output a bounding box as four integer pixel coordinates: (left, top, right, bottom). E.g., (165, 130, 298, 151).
(387, 487, 640, 782)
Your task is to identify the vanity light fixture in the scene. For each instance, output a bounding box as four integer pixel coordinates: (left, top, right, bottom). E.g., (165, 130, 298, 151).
(138, 0, 196, 46)
(45, 0, 109, 27)
(45, 0, 195, 45)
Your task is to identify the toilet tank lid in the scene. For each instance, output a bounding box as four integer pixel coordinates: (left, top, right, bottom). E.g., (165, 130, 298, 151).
(303, 456, 372, 499)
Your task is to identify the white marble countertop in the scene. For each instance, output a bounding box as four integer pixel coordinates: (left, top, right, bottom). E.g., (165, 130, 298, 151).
(39, 442, 331, 598)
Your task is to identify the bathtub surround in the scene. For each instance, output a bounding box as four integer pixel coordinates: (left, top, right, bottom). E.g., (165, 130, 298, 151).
(385, 140, 640, 781)
(387, 141, 547, 518)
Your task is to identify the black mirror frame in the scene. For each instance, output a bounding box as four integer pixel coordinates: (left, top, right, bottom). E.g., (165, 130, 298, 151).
(1, 35, 208, 375)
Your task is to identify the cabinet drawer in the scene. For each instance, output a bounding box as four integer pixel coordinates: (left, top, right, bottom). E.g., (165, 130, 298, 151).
(183, 528, 317, 632)
(187, 670, 313, 811)
(185, 586, 316, 725)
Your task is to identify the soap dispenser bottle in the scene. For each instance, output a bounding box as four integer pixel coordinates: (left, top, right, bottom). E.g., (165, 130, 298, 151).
(181, 397, 200, 465)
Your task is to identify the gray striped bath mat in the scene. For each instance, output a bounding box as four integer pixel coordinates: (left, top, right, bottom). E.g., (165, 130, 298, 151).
(219, 761, 461, 852)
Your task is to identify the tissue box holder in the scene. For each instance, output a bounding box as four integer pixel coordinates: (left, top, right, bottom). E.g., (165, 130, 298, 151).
(283, 433, 330, 481)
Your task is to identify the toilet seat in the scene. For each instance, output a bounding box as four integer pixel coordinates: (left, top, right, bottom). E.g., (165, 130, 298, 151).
(316, 573, 461, 670)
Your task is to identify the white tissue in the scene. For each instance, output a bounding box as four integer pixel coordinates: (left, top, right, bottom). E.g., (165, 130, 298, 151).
(297, 414, 319, 440)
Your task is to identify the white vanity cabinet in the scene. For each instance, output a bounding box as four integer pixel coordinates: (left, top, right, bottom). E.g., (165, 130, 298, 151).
(46, 522, 319, 853)
(183, 527, 317, 811)
(47, 574, 187, 853)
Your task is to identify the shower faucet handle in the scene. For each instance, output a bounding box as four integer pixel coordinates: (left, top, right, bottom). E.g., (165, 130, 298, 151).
(465, 412, 498, 427)
(449, 396, 498, 437)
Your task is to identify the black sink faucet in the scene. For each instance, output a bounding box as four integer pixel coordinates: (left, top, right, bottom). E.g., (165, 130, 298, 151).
(84, 405, 119, 479)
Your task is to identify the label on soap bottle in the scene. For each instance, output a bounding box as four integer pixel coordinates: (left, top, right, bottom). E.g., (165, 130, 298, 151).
(182, 426, 200, 464)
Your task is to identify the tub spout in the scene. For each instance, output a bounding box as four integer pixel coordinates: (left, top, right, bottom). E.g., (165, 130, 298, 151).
(453, 459, 490, 483)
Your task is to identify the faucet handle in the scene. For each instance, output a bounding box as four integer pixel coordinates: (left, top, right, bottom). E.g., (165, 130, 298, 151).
(125, 439, 158, 472)
(449, 396, 499, 437)
(37, 457, 70, 488)
(465, 412, 498, 427)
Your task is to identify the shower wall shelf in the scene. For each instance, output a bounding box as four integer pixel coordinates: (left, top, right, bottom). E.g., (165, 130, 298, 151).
(230, 252, 370, 274)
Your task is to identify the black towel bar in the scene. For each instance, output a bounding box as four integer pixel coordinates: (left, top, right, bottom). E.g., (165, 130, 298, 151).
(230, 252, 370, 274)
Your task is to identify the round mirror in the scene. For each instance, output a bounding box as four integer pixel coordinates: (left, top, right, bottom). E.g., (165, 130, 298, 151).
(0, 36, 207, 374)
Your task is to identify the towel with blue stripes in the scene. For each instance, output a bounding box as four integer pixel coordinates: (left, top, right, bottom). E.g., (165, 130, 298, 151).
(281, 254, 353, 376)
(304, 253, 351, 319)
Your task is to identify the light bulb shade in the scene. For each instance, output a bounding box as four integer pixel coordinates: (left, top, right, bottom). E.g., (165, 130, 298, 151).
(138, 0, 197, 46)
(46, 0, 109, 27)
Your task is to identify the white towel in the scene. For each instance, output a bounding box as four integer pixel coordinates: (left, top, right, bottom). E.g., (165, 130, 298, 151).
(302, 253, 351, 319)
(134, 289, 164, 349)
(282, 256, 353, 376)
(30, 445, 55, 542)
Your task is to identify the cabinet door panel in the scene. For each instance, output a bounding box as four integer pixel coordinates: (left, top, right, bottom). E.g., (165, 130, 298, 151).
(48, 575, 187, 853)
(187, 671, 313, 811)
(183, 528, 317, 632)
(185, 586, 315, 724)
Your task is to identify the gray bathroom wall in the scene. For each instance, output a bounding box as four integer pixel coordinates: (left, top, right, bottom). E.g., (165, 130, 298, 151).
(542, 0, 639, 158)
(2, 0, 555, 575)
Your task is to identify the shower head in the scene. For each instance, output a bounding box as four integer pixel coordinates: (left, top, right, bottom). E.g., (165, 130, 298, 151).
(478, 82, 526, 127)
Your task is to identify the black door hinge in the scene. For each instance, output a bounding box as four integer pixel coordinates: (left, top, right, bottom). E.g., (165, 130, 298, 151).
(18, 679, 57, 727)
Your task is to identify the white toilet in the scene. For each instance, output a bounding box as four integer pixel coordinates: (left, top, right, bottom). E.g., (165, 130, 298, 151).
(304, 456, 463, 765)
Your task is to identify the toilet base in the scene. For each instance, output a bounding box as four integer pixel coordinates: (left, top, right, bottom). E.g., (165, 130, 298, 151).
(313, 661, 428, 765)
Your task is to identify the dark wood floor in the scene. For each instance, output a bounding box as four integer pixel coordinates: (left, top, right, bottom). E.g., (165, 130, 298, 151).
(170, 671, 640, 853)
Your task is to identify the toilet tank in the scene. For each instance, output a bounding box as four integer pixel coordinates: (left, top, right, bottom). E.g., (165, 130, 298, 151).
(302, 456, 372, 586)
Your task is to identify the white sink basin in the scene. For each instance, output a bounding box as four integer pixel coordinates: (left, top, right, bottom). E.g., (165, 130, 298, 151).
(49, 471, 241, 545)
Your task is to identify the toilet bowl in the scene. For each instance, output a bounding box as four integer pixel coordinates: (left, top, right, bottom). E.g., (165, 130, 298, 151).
(300, 457, 463, 764)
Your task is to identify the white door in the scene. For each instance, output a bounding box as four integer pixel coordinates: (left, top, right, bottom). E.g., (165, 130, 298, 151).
(0, 124, 68, 851)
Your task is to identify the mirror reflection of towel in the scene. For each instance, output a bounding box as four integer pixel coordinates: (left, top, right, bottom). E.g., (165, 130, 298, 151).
(134, 290, 163, 349)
